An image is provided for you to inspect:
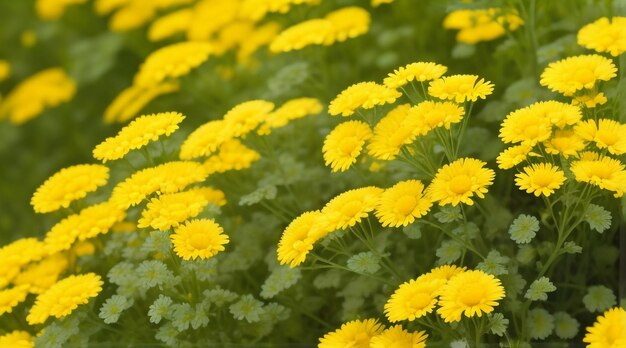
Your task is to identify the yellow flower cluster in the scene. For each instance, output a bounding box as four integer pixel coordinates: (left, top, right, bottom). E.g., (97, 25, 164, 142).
(443, 8, 523, 44)
(95, 0, 193, 32)
(93, 112, 185, 162)
(0, 68, 76, 124)
(270, 6, 370, 53)
(170, 219, 229, 260)
(578, 17, 626, 57)
(319, 318, 427, 348)
(375, 180, 432, 227)
(385, 266, 505, 323)
(0, 285, 29, 316)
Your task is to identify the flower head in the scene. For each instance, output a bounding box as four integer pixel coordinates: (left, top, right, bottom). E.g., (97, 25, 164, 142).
(408, 100, 465, 136)
(370, 325, 428, 348)
(104, 82, 180, 123)
(329, 82, 401, 117)
(497, 143, 533, 169)
(323, 120, 372, 172)
(437, 270, 505, 322)
(384, 61, 447, 89)
(270, 19, 333, 52)
(427, 158, 495, 206)
(319, 318, 384, 348)
(0, 331, 33, 348)
(0, 285, 30, 315)
(134, 42, 213, 87)
(583, 307, 626, 348)
(277, 211, 330, 267)
(428, 75, 494, 103)
(385, 276, 446, 322)
(544, 130, 586, 158)
(325, 6, 370, 42)
(375, 180, 432, 227)
(515, 163, 566, 197)
(540, 55, 617, 96)
(575, 119, 626, 155)
(170, 219, 229, 260)
(322, 186, 383, 230)
(223, 100, 275, 137)
(367, 104, 416, 160)
(570, 153, 626, 197)
(258, 97, 322, 135)
(578, 17, 626, 57)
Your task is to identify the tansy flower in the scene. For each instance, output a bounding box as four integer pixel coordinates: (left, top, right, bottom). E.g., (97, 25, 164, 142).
(0, 68, 76, 124)
(329, 82, 401, 117)
(27, 273, 103, 325)
(257, 97, 322, 135)
(133, 42, 213, 87)
(385, 276, 446, 322)
(180, 120, 233, 159)
(277, 211, 330, 267)
(515, 163, 567, 197)
(578, 17, 626, 57)
(93, 112, 185, 162)
(324, 6, 370, 42)
(203, 139, 261, 174)
(370, 325, 428, 348)
(104, 81, 180, 123)
(13, 254, 69, 294)
(384, 62, 448, 89)
(237, 22, 282, 64)
(270, 19, 334, 52)
(148, 8, 193, 42)
(408, 100, 465, 136)
(497, 143, 533, 169)
(323, 121, 372, 172)
(427, 158, 495, 206)
(544, 130, 586, 158)
(0, 285, 29, 315)
(540, 55, 617, 96)
(318, 318, 384, 348)
(0, 331, 34, 348)
(443, 8, 523, 44)
(428, 74, 494, 103)
(375, 180, 432, 227)
(573, 92, 608, 108)
(367, 104, 417, 160)
(31, 164, 109, 213)
(322, 186, 383, 230)
(138, 188, 212, 230)
(170, 219, 229, 261)
(575, 119, 626, 155)
(570, 153, 626, 197)
(223, 100, 275, 137)
(437, 270, 505, 323)
(583, 307, 626, 347)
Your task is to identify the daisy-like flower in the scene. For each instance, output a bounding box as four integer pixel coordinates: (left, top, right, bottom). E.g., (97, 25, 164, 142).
(325, 6, 370, 43)
(375, 180, 432, 227)
(329, 82, 401, 117)
(13, 254, 68, 294)
(370, 325, 428, 348)
(515, 163, 566, 197)
(539, 55, 617, 96)
(277, 211, 330, 268)
(544, 130, 586, 158)
(426, 264, 467, 281)
(257, 97, 323, 135)
(222, 99, 275, 137)
(133, 41, 213, 87)
(0, 285, 30, 315)
(443, 8, 523, 44)
(0, 331, 33, 348)
(583, 307, 626, 347)
(427, 158, 495, 206)
(322, 121, 372, 172)
(428, 74, 494, 103)
(497, 143, 533, 169)
(575, 119, 626, 155)
(383, 62, 448, 89)
(203, 139, 261, 174)
(437, 270, 505, 323)
(408, 100, 465, 136)
(137, 188, 213, 230)
(170, 219, 229, 261)
(385, 276, 446, 322)
(322, 186, 384, 230)
(180, 120, 233, 160)
(270, 19, 334, 53)
(367, 104, 417, 160)
(27, 273, 103, 325)
(578, 17, 626, 57)
(318, 318, 384, 348)
(93, 112, 185, 162)
(31, 164, 109, 213)
(570, 153, 626, 197)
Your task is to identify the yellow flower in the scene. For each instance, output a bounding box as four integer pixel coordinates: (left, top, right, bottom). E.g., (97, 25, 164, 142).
(375, 180, 432, 227)
(35, 0, 86, 20)
(108, 4, 155, 32)
(570, 153, 626, 197)
(0, 60, 10, 81)
(515, 163, 567, 197)
(408, 100, 465, 136)
(0, 285, 29, 315)
(138, 188, 214, 230)
(103, 81, 179, 123)
(572, 92, 608, 108)
(544, 130, 586, 158)
(323, 121, 373, 172)
(443, 8, 523, 44)
(0, 238, 47, 267)
(133, 42, 213, 87)
(0, 68, 76, 124)
(170, 219, 229, 260)
(0, 331, 34, 348)
(270, 19, 334, 52)
(370, 325, 428, 348)
(385, 276, 446, 322)
(258, 97, 322, 135)
(148, 8, 193, 42)
(186, 0, 239, 41)
(426, 264, 467, 281)
(437, 270, 505, 323)
(575, 119, 626, 155)
(329, 82, 401, 117)
(367, 104, 416, 160)
(180, 120, 233, 160)
(428, 75, 494, 103)
(540, 54, 617, 96)
(583, 307, 626, 348)
(203, 139, 260, 174)
(277, 211, 330, 267)
(384, 62, 448, 89)
(110, 161, 208, 209)
(497, 143, 533, 169)
(223, 100, 275, 137)
(318, 318, 384, 348)
(27, 273, 103, 325)
(322, 186, 383, 230)
(324, 6, 370, 42)
(578, 17, 626, 57)
(93, 112, 184, 162)
(427, 158, 495, 206)
(31, 164, 109, 214)
(237, 22, 282, 63)
(239, 0, 320, 21)
(13, 254, 69, 294)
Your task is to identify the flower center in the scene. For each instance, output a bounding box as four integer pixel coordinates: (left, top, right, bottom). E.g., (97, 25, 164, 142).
(575, 68, 595, 85)
(449, 175, 472, 194)
(597, 129, 618, 146)
(408, 292, 432, 312)
(339, 137, 360, 156)
(460, 287, 484, 306)
(189, 234, 210, 250)
(532, 171, 554, 187)
(341, 201, 363, 218)
(395, 195, 417, 216)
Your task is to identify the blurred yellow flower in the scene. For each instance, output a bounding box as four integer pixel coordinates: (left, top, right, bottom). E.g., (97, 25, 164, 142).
(134, 42, 213, 87)
(319, 318, 384, 348)
(578, 17, 626, 57)
(515, 163, 566, 197)
(329, 82, 401, 117)
(437, 270, 505, 323)
(384, 61, 448, 89)
(370, 325, 427, 348)
(170, 219, 229, 260)
(583, 307, 626, 348)
(428, 74, 494, 103)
